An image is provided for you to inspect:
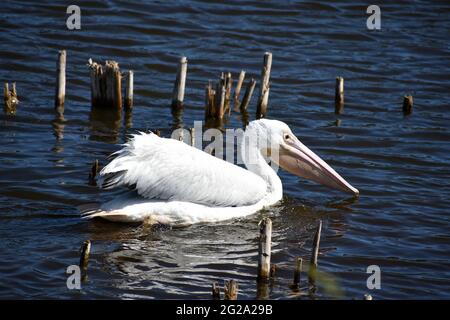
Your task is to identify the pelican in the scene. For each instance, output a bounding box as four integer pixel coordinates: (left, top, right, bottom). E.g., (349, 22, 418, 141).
(81, 119, 358, 225)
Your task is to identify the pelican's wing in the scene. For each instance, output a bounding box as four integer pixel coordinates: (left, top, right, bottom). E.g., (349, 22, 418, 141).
(98, 132, 267, 207)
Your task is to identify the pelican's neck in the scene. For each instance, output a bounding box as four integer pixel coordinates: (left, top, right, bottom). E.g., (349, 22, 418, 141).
(241, 129, 282, 205)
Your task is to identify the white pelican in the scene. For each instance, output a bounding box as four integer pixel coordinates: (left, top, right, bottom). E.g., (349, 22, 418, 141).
(81, 119, 358, 225)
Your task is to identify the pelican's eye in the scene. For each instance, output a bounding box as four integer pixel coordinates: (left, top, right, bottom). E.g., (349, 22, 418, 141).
(284, 134, 290, 141)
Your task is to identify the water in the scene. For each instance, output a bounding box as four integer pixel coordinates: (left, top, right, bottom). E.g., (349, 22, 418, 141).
(1, 0, 449, 299)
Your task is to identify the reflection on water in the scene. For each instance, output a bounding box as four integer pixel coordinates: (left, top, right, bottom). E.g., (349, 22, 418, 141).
(0, 0, 450, 299)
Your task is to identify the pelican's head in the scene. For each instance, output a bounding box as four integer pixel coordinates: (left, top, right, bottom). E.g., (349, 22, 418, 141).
(243, 119, 359, 196)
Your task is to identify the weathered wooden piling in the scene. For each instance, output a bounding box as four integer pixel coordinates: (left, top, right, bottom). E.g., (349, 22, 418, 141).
(79, 240, 91, 271)
(224, 280, 238, 300)
(256, 52, 272, 119)
(335, 76, 344, 114)
(224, 72, 233, 115)
(205, 82, 216, 119)
(234, 70, 246, 110)
(257, 217, 272, 280)
(88, 159, 99, 186)
(212, 282, 221, 300)
(4, 82, 19, 111)
(125, 70, 134, 110)
(293, 257, 303, 287)
(171, 56, 187, 109)
(55, 50, 66, 109)
(215, 74, 226, 119)
(240, 78, 256, 111)
(88, 59, 122, 109)
(189, 127, 195, 146)
(308, 220, 322, 284)
(403, 95, 413, 115)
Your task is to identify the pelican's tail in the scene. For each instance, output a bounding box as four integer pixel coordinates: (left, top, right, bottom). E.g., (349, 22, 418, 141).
(78, 202, 149, 223)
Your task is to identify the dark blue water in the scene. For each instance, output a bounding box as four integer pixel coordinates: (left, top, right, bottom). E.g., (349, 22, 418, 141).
(0, 0, 449, 299)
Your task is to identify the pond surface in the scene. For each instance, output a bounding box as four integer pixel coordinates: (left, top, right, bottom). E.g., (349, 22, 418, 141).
(0, 0, 449, 299)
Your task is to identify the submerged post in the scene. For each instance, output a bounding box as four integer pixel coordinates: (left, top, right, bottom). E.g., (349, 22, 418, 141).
(403, 95, 413, 115)
(125, 70, 134, 110)
(55, 50, 66, 109)
(335, 76, 344, 114)
(4, 82, 19, 111)
(234, 70, 246, 110)
(240, 78, 256, 111)
(308, 220, 322, 284)
(79, 240, 91, 272)
(256, 52, 272, 119)
(171, 56, 187, 109)
(293, 257, 303, 288)
(257, 218, 272, 280)
(224, 280, 238, 300)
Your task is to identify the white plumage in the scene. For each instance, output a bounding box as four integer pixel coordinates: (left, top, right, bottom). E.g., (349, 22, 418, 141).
(98, 133, 266, 207)
(80, 119, 358, 226)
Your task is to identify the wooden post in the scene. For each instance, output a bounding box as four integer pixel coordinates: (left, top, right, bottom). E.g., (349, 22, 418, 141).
(403, 95, 413, 115)
(335, 77, 344, 114)
(79, 240, 91, 271)
(257, 217, 272, 280)
(171, 56, 187, 108)
(240, 78, 256, 111)
(205, 82, 216, 120)
(256, 52, 272, 119)
(55, 50, 66, 109)
(88, 59, 122, 109)
(4, 82, 19, 111)
(308, 220, 322, 284)
(88, 159, 99, 186)
(189, 128, 195, 146)
(234, 70, 246, 110)
(224, 280, 238, 300)
(293, 257, 303, 287)
(125, 70, 134, 110)
(216, 74, 226, 119)
(212, 282, 220, 300)
(224, 72, 233, 115)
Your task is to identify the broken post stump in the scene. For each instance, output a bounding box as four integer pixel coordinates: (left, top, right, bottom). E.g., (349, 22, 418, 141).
(171, 56, 187, 109)
(335, 76, 344, 114)
(403, 95, 413, 115)
(79, 240, 91, 272)
(205, 82, 216, 120)
(4, 82, 19, 111)
(240, 78, 256, 112)
(293, 257, 303, 288)
(257, 217, 272, 280)
(256, 52, 272, 119)
(88, 59, 122, 109)
(125, 70, 134, 110)
(224, 72, 233, 115)
(224, 280, 238, 300)
(215, 73, 226, 119)
(55, 50, 66, 109)
(212, 282, 221, 300)
(308, 220, 322, 284)
(234, 70, 246, 110)
(88, 159, 99, 186)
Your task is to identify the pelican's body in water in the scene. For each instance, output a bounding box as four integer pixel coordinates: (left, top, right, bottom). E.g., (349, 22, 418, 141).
(81, 119, 358, 225)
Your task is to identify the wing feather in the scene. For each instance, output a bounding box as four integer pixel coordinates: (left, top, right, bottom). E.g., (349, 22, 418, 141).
(98, 132, 267, 207)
